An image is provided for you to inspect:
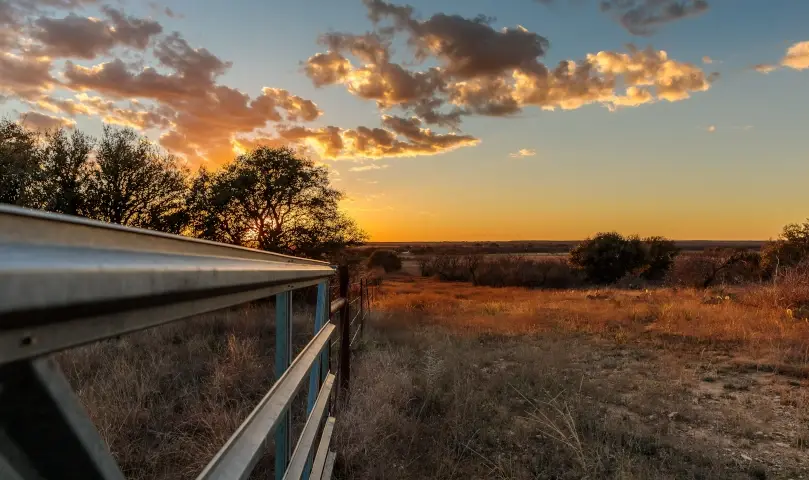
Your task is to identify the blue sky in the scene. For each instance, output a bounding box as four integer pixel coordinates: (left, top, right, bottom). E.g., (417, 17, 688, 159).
(2, 0, 807, 240)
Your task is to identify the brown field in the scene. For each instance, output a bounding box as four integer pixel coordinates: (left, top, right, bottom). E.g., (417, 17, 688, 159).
(334, 274, 809, 479)
(60, 270, 809, 479)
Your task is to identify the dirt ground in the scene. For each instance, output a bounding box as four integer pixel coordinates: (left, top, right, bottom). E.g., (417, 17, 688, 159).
(333, 275, 809, 479)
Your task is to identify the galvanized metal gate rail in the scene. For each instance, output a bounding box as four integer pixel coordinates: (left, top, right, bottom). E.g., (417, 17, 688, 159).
(0, 205, 366, 480)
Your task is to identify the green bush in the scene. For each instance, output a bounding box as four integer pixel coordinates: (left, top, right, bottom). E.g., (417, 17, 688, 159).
(368, 250, 402, 273)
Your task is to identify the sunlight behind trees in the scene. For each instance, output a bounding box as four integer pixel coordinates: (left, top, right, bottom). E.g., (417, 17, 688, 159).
(0, 120, 366, 259)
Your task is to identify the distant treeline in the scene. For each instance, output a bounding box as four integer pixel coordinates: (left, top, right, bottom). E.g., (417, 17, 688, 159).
(0, 120, 365, 259)
(358, 239, 764, 256)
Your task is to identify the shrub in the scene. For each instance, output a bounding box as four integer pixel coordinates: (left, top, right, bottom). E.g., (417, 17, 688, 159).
(420, 254, 581, 289)
(569, 233, 647, 284)
(570, 233, 680, 284)
(642, 236, 680, 280)
(368, 250, 402, 273)
(761, 220, 809, 277)
(667, 248, 761, 288)
(743, 261, 809, 317)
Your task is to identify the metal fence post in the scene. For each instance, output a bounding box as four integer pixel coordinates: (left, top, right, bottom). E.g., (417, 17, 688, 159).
(359, 278, 366, 341)
(303, 281, 328, 480)
(274, 291, 292, 480)
(337, 265, 350, 399)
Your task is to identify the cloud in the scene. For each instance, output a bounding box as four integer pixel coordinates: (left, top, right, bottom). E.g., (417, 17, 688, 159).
(0, 52, 55, 100)
(782, 41, 809, 71)
(30, 8, 162, 59)
(753, 63, 777, 74)
(52, 31, 323, 162)
(449, 46, 716, 114)
(600, 0, 709, 35)
(274, 118, 480, 160)
(706, 125, 715, 133)
(509, 148, 536, 158)
(535, 0, 708, 35)
(753, 41, 809, 74)
(364, 0, 549, 79)
(306, 3, 717, 132)
(19, 111, 76, 130)
(349, 163, 390, 172)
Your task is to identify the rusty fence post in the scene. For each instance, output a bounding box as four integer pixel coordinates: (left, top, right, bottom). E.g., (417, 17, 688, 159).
(338, 265, 350, 399)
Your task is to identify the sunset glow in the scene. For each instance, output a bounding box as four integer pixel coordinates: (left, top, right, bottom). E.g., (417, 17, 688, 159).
(2, 0, 807, 241)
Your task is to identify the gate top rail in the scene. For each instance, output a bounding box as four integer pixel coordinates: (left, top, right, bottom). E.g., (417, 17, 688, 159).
(0, 204, 329, 265)
(0, 205, 335, 366)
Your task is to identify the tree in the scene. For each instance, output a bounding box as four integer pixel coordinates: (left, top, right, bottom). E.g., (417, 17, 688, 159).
(85, 126, 188, 233)
(0, 119, 42, 207)
(570, 232, 647, 284)
(188, 146, 366, 259)
(40, 128, 93, 216)
(762, 220, 809, 276)
(642, 236, 680, 280)
(368, 250, 402, 273)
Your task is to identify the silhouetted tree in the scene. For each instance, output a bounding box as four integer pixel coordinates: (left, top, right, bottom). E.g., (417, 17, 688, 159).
(188, 146, 366, 259)
(0, 119, 42, 207)
(761, 220, 809, 277)
(85, 126, 188, 233)
(570, 232, 647, 284)
(642, 236, 680, 280)
(40, 128, 93, 216)
(368, 250, 402, 272)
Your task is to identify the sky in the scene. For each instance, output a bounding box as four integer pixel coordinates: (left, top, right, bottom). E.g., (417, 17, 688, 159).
(1, 0, 808, 241)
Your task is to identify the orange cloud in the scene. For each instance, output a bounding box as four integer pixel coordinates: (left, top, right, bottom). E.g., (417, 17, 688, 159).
(19, 111, 76, 130)
(782, 41, 809, 71)
(306, 2, 717, 131)
(753, 63, 777, 74)
(349, 163, 389, 172)
(509, 148, 536, 158)
(275, 117, 479, 160)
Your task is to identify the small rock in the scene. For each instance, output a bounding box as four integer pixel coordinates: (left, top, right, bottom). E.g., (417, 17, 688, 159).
(741, 453, 753, 461)
(755, 431, 764, 436)
(776, 442, 789, 447)
(668, 411, 679, 419)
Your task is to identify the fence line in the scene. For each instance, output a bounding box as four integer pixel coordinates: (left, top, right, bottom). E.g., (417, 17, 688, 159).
(0, 204, 376, 480)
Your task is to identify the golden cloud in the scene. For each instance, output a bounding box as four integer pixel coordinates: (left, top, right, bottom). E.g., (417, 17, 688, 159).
(509, 148, 536, 158)
(19, 111, 76, 130)
(782, 41, 809, 71)
(274, 118, 479, 160)
(306, 2, 717, 132)
(0, 52, 55, 99)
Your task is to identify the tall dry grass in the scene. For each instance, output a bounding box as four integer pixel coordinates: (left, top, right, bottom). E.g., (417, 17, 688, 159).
(333, 318, 765, 479)
(58, 300, 320, 480)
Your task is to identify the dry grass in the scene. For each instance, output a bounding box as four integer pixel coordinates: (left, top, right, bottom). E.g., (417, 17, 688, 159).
(58, 299, 320, 480)
(375, 276, 809, 372)
(331, 274, 809, 479)
(56, 273, 809, 479)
